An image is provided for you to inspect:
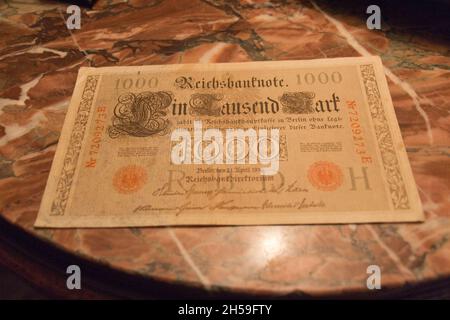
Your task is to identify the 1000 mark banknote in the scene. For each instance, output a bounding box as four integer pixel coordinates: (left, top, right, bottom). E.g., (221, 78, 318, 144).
(34, 56, 424, 227)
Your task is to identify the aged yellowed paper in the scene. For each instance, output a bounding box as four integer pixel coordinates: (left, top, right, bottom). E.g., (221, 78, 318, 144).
(34, 56, 424, 227)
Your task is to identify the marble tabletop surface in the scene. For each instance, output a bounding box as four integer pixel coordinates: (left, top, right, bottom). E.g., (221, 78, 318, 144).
(0, 0, 449, 297)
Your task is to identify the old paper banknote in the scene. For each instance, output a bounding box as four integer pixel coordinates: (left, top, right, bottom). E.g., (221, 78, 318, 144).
(35, 56, 424, 227)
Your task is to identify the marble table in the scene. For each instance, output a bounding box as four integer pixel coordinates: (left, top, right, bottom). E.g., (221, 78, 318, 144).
(0, 0, 449, 298)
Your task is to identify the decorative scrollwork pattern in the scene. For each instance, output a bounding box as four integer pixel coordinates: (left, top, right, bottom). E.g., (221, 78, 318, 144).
(51, 75, 99, 216)
(189, 93, 223, 116)
(108, 91, 173, 138)
(279, 92, 316, 114)
(360, 64, 410, 209)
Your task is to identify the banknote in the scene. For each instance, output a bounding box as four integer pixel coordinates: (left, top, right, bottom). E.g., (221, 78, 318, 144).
(34, 56, 424, 227)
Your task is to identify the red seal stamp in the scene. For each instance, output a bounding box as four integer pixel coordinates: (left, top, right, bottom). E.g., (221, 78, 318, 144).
(113, 165, 148, 194)
(307, 161, 343, 191)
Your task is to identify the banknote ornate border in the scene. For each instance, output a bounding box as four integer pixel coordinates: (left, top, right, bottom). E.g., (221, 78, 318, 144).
(360, 64, 410, 209)
(50, 75, 99, 216)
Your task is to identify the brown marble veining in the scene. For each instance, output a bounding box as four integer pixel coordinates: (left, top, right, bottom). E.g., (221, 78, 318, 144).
(0, 0, 449, 296)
